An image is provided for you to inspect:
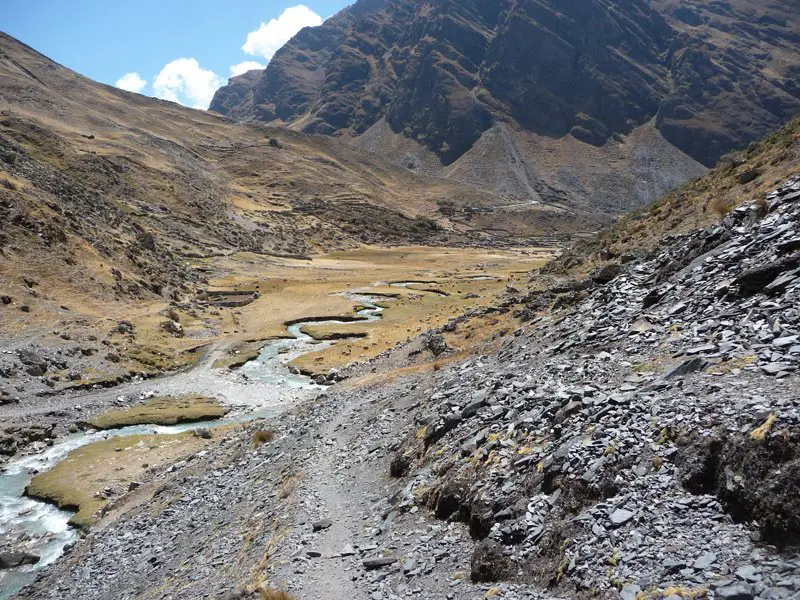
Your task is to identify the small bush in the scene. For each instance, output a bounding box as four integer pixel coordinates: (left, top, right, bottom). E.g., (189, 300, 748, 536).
(710, 197, 735, 219)
(754, 196, 770, 218)
(253, 430, 276, 447)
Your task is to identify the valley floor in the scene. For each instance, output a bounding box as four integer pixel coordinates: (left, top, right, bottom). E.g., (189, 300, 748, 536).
(5, 179, 800, 600)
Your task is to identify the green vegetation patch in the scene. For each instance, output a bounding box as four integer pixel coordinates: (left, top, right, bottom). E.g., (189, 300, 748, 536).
(87, 394, 226, 430)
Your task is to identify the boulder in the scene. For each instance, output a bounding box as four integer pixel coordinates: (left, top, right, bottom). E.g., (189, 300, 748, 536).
(590, 263, 622, 285)
(0, 551, 40, 569)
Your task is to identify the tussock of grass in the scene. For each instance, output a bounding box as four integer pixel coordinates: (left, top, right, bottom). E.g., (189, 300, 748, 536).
(88, 395, 226, 429)
(253, 430, 276, 447)
(636, 585, 708, 599)
(710, 196, 735, 219)
(751, 413, 778, 442)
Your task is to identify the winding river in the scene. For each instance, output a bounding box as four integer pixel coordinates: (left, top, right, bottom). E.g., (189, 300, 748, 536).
(0, 295, 385, 599)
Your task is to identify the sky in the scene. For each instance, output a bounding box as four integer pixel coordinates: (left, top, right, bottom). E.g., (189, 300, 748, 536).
(2, 1, 351, 109)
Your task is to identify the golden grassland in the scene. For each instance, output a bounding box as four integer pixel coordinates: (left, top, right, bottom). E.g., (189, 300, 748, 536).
(87, 395, 226, 430)
(223, 246, 555, 375)
(0, 244, 555, 383)
(25, 431, 215, 529)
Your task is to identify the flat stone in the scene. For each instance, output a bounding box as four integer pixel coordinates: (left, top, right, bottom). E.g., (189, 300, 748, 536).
(693, 551, 717, 570)
(668, 302, 688, 315)
(773, 336, 799, 348)
(662, 557, 687, 573)
(664, 358, 708, 379)
(715, 583, 754, 600)
(687, 344, 716, 355)
(761, 363, 795, 376)
(610, 508, 635, 526)
(620, 584, 641, 600)
(735, 564, 761, 582)
(312, 519, 332, 532)
(363, 557, 398, 570)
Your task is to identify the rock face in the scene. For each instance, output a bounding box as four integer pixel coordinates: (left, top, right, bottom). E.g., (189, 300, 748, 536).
(211, 0, 800, 207)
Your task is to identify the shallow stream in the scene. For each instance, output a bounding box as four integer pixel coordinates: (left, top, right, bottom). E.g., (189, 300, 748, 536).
(0, 295, 385, 599)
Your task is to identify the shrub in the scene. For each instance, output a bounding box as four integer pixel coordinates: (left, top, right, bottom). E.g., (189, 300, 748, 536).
(754, 196, 770, 218)
(253, 430, 276, 447)
(710, 197, 735, 219)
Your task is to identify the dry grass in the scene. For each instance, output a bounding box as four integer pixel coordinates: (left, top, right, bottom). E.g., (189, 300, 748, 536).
(256, 588, 297, 600)
(87, 395, 226, 430)
(25, 432, 209, 529)
(710, 196, 735, 219)
(282, 247, 550, 375)
(253, 430, 276, 447)
(751, 413, 778, 442)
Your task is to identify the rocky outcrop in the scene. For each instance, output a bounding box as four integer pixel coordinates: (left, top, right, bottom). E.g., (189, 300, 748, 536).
(211, 0, 800, 177)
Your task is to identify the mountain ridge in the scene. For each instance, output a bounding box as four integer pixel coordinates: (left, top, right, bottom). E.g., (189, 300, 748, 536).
(211, 0, 800, 209)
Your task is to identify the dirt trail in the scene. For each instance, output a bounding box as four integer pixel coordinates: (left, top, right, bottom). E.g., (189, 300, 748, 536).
(290, 403, 365, 599)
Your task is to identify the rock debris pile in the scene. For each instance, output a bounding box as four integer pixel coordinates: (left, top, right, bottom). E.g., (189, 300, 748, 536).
(385, 177, 800, 598)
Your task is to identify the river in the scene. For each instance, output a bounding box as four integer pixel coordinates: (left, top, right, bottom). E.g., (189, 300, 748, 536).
(0, 295, 385, 599)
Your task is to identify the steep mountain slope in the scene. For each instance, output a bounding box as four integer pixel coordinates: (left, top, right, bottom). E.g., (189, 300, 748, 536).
(0, 31, 592, 389)
(211, 0, 800, 211)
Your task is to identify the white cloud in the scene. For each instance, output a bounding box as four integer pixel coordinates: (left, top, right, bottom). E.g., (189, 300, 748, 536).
(230, 61, 266, 77)
(152, 58, 223, 109)
(115, 72, 147, 94)
(242, 5, 323, 61)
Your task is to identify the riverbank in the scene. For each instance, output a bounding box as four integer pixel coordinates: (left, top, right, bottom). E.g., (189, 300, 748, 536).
(0, 295, 391, 598)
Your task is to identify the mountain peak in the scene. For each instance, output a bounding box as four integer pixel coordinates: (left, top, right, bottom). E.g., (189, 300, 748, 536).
(211, 0, 800, 208)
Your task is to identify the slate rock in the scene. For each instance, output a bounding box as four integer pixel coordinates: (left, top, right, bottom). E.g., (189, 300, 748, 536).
(664, 358, 708, 379)
(609, 508, 635, 526)
(715, 583, 754, 600)
(0, 551, 40, 569)
(362, 557, 398, 570)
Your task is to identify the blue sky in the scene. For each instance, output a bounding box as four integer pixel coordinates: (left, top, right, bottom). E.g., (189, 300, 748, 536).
(2, 1, 350, 108)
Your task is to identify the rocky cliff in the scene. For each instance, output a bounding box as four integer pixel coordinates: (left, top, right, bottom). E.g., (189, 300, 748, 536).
(211, 0, 800, 211)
